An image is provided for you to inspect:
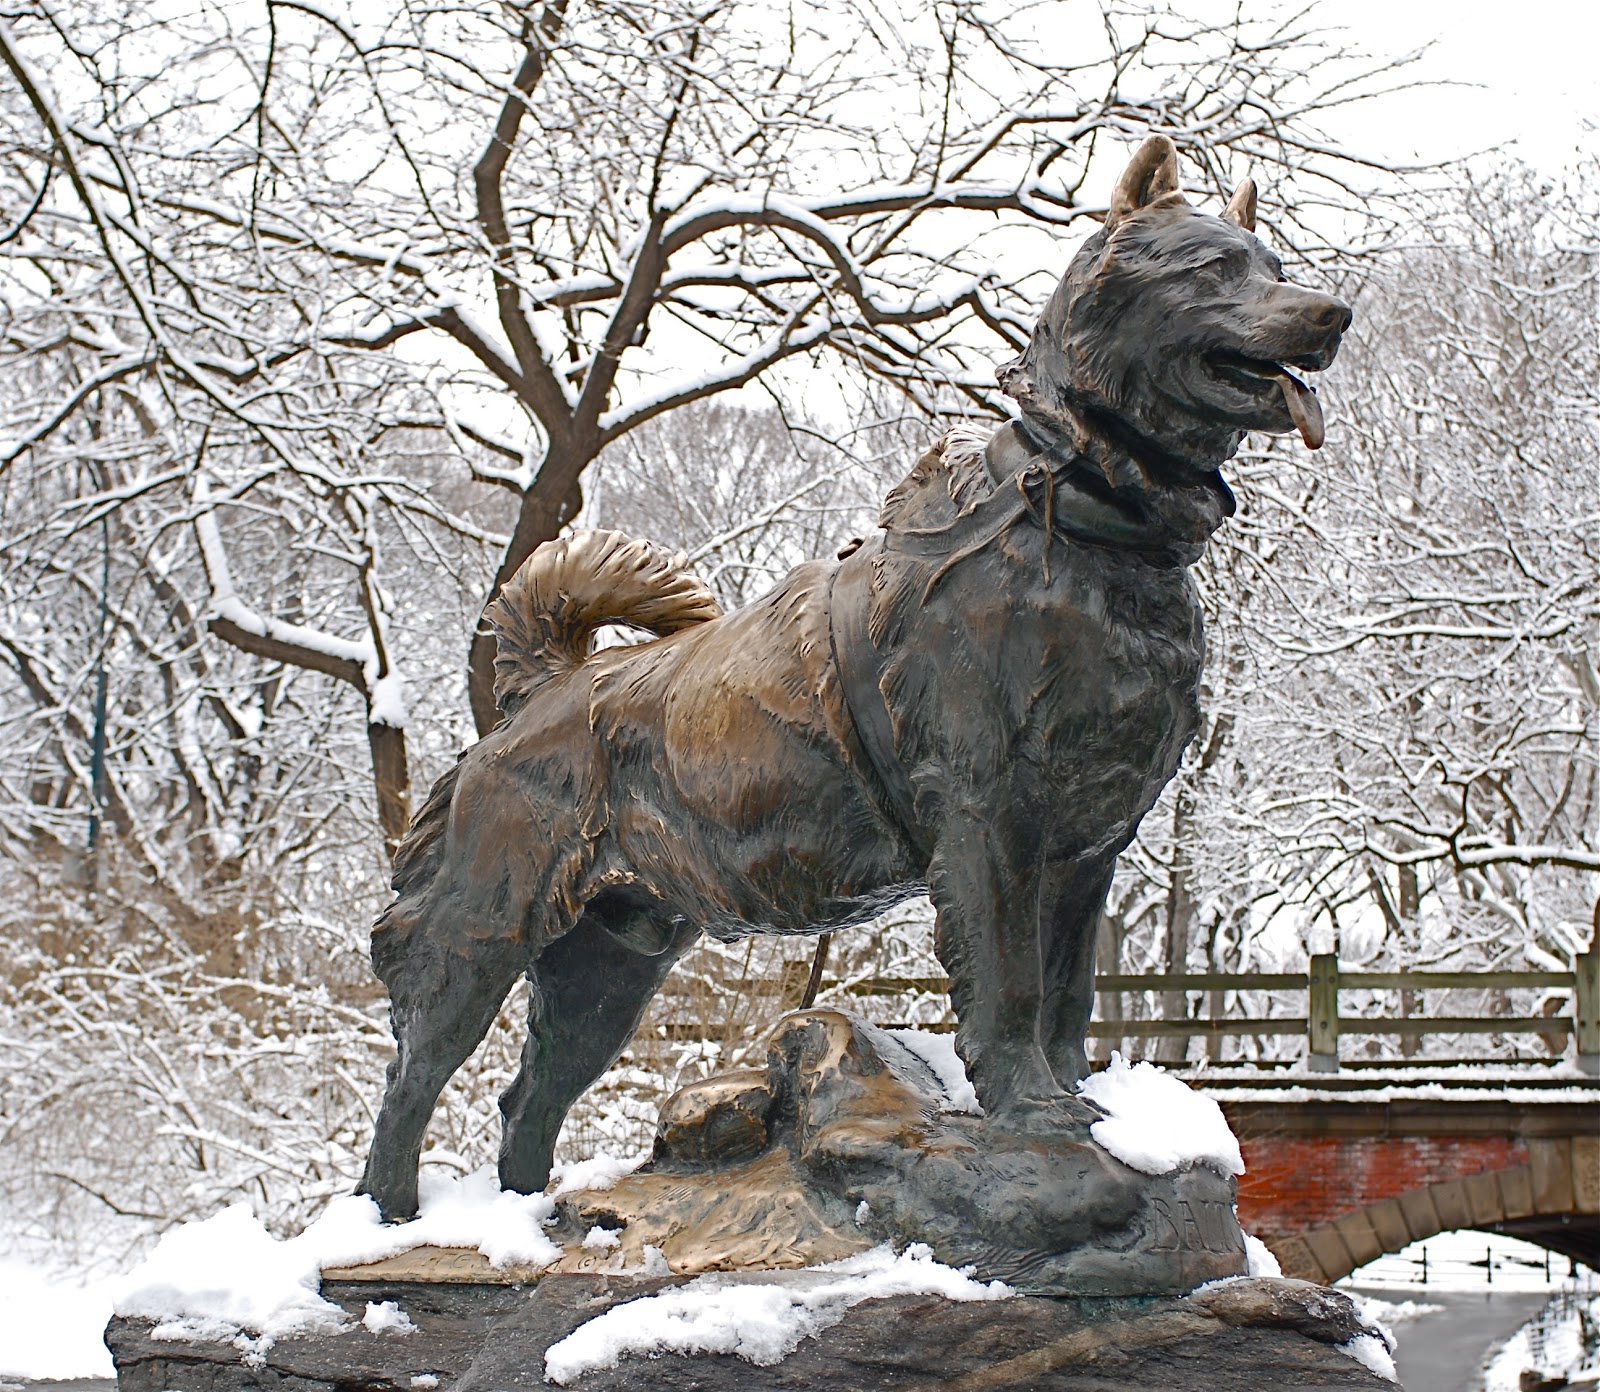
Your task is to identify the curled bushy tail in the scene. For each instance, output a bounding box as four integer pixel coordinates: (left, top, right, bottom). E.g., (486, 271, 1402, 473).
(485, 529, 722, 716)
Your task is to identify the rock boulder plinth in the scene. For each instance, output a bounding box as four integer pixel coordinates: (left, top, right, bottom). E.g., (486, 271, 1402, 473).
(107, 1274, 1398, 1390)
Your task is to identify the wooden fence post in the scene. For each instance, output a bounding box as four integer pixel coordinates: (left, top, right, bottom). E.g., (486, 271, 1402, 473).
(1575, 947, 1599, 1075)
(1308, 953, 1340, 1071)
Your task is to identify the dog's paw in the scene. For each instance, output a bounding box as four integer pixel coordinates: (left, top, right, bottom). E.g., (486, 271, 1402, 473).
(990, 1091, 1103, 1138)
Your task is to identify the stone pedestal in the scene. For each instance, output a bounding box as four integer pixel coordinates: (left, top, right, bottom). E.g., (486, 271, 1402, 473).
(107, 1274, 1399, 1390)
(110, 1014, 1396, 1388)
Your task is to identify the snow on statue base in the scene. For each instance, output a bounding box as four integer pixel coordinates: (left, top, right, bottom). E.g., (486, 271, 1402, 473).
(106, 1013, 1402, 1389)
(541, 1009, 1251, 1296)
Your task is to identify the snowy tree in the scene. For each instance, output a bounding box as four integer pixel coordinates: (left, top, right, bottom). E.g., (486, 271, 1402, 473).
(0, 0, 1411, 849)
(1289, 163, 1597, 967)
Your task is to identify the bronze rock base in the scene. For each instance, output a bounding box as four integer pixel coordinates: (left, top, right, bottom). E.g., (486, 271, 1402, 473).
(547, 1010, 1248, 1297)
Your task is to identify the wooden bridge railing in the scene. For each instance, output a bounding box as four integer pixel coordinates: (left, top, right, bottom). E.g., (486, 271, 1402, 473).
(781, 949, 1600, 1072)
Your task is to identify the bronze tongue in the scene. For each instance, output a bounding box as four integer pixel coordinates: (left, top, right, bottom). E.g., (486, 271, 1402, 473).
(1275, 370, 1324, 450)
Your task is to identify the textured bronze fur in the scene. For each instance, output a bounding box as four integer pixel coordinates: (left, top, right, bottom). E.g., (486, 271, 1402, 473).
(358, 137, 1352, 1222)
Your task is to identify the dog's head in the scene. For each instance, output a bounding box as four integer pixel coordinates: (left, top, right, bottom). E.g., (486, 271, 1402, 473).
(999, 135, 1351, 489)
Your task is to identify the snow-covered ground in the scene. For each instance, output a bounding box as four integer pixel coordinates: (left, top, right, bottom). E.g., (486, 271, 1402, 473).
(1482, 1290, 1600, 1390)
(1343, 1233, 1598, 1392)
(1343, 1228, 1591, 1294)
(0, 1259, 118, 1379)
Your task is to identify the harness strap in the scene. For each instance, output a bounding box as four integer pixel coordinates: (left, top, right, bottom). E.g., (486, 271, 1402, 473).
(825, 424, 1202, 855)
(826, 541, 928, 858)
(887, 423, 1201, 583)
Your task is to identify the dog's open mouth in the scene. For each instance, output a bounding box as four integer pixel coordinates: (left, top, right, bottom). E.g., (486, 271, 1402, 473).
(1212, 353, 1325, 450)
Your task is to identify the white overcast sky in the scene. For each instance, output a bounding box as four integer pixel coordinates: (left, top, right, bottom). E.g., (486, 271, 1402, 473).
(1310, 0, 1597, 171)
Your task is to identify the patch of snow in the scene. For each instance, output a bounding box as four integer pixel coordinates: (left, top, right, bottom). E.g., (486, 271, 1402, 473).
(542, 1243, 1010, 1385)
(582, 1226, 622, 1251)
(1244, 1232, 1282, 1278)
(1195, 1059, 1597, 1084)
(1350, 1294, 1443, 1326)
(367, 670, 409, 728)
(412, 1377, 441, 1390)
(0, 1260, 117, 1378)
(204, 577, 370, 672)
(363, 1299, 417, 1335)
(366, 1168, 561, 1270)
(550, 1153, 647, 1197)
(116, 1203, 349, 1342)
(883, 1028, 982, 1114)
(114, 1168, 559, 1341)
(149, 1315, 238, 1346)
(1199, 1082, 1600, 1106)
(855, 1200, 872, 1225)
(1078, 1052, 1244, 1177)
(150, 1320, 277, 1369)
(233, 1331, 274, 1370)
(1339, 1291, 1416, 1383)
(1340, 1332, 1399, 1381)
(1482, 1292, 1600, 1392)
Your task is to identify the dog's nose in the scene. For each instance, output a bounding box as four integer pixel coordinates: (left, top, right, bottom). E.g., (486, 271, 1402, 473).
(1308, 294, 1352, 336)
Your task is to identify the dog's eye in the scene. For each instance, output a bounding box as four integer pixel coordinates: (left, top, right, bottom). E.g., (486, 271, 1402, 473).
(1196, 257, 1242, 289)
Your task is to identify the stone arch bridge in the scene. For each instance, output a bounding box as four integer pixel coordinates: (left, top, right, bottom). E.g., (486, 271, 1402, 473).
(1087, 947, 1600, 1281)
(1209, 1084, 1599, 1283)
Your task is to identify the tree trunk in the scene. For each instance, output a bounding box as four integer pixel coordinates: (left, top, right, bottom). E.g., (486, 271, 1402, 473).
(468, 474, 586, 737)
(1155, 715, 1232, 1064)
(1155, 786, 1198, 1066)
(368, 721, 411, 863)
(1093, 908, 1125, 1065)
(1397, 863, 1422, 1057)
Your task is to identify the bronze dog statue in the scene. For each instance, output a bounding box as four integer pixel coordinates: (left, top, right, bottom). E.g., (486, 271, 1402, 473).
(359, 136, 1350, 1221)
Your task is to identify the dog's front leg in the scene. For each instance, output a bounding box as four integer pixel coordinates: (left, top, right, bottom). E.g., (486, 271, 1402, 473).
(1038, 854, 1118, 1088)
(929, 803, 1096, 1131)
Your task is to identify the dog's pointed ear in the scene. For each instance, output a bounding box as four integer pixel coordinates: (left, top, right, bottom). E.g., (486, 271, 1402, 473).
(1107, 135, 1183, 228)
(1222, 177, 1257, 232)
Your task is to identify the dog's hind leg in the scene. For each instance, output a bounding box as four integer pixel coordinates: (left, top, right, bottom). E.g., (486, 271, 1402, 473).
(1038, 856, 1118, 1088)
(497, 907, 699, 1196)
(359, 929, 527, 1223)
